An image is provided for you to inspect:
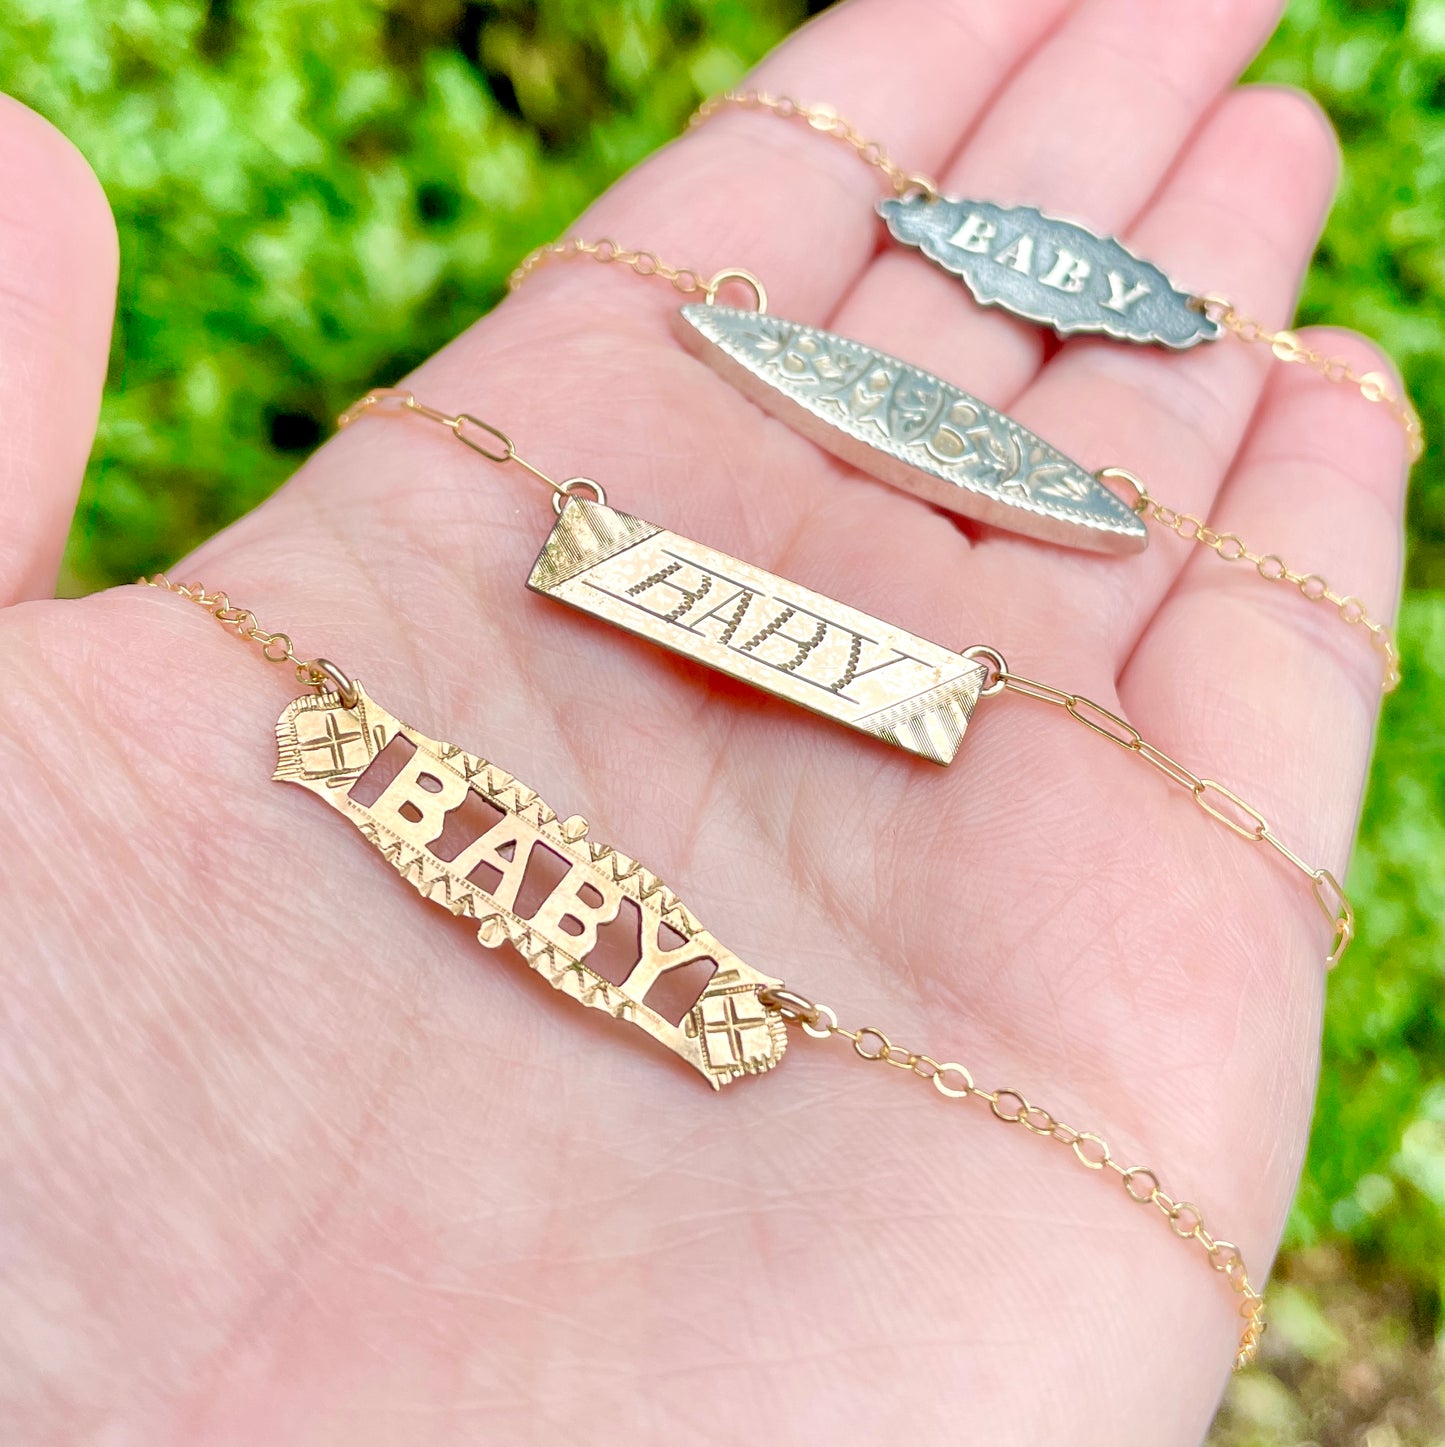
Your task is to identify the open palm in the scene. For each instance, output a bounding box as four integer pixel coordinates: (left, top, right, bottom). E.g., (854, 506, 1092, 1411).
(1, 1, 1407, 1443)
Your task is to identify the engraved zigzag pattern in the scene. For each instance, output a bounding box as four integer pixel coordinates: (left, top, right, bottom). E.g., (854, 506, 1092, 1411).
(433, 743, 700, 933)
(354, 817, 643, 1020)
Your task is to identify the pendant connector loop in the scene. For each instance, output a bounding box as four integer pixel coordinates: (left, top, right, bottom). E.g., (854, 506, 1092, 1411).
(704, 268, 768, 314)
(308, 658, 360, 709)
(1095, 466, 1150, 515)
(961, 644, 1009, 696)
(551, 477, 609, 515)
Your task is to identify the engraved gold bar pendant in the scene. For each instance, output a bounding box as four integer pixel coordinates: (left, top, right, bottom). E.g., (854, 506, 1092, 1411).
(674, 304, 1148, 555)
(275, 685, 787, 1088)
(527, 498, 989, 765)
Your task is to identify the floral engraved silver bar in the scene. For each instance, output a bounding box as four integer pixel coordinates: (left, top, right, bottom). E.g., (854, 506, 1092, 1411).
(275, 684, 788, 1088)
(879, 194, 1220, 350)
(527, 499, 989, 765)
(675, 304, 1148, 553)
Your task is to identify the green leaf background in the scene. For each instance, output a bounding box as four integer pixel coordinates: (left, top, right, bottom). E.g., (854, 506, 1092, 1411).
(1, 1, 1440, 1439)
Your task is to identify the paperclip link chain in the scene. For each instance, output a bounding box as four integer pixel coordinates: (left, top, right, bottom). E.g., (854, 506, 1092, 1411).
(961, 646, 1353, 967)
(337, 388, 608, 516)
(334, 388, 1356, 967)
(757, 986, 1266, 1370)
(1098, 468, 1400, 695)
(691, 89, 1423, 456)
(139, 576, 359, 706)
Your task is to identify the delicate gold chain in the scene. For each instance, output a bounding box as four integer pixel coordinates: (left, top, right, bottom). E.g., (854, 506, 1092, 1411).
(960, 646, 1353, 966)
(337, 387, 610, 516)
(1097, 467, 1400, 695)
(510, 235, 710, 297)
(691, 92, 1422, 455)
(339, 391, 1356, 965)
(139, 575, 359, 706)
(508, 236, 770, 313)
(690, 89, 940, 200)
(504, 246, 1400, 695)
(1193, 295, 1423, 463)
(759, 986, 1265, 1370)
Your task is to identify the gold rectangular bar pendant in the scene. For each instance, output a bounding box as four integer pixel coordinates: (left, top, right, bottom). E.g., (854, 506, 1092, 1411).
(528, 498, 988, 766)
(275, 684, 788, 1088)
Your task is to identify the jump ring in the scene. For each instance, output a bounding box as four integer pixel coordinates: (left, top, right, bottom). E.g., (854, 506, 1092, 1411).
(551, 476, 609, 515)
(1095, 466, 1149, 514)
(961, 644, 1009, 696)
(802, 1003, 839, 1039)
(310, 658, 361, 709)
(704, 268, 769, 313)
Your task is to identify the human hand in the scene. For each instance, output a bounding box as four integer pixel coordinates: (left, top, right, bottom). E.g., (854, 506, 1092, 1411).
(0, 0, 1406, 1441)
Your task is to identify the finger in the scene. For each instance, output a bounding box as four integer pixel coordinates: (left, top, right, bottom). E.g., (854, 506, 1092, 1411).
(1123, 323, 1405, 815)
(505, 0, 1078, 326)
(966, 85, 1341, 678)
(831, 0, 1287, 396)
(0, 95, 118, 607)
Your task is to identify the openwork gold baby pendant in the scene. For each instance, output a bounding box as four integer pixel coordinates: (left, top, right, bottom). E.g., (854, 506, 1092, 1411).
(275, 683, 788, 1087)
(142, 573, 1275, 1369)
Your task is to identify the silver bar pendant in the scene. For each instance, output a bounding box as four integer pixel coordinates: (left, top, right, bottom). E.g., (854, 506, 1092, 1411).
(527, 499, 990, 765)
(879, 194, 1220, 350)
(675, 304, 1148, 554)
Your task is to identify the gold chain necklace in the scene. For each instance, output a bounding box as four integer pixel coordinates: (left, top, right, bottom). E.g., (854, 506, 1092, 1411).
(336, 386, 1352, 968)
(138, 572, 1267, 1368)
(507, 241, 1401, 693)
(690, 89, 1423, 462)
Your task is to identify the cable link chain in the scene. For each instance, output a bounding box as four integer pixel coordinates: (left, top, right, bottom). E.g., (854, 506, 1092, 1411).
(691, 92, 1421, 457)
(757, 986, 1267, 1371)
(510, 235, 710, 298)
(690, 89, 940, 200)
(963, 650, 1355, 967)
(1096, 467, 1400, 695)
(508, 236, 771, 314)
(1191, 294, 1424, 463)
(139, 576, 359, 707)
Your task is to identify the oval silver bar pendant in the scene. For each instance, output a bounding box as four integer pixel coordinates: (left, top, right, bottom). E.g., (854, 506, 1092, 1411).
(674, 303, 1148, 554)
(878, 194, 1220, 350)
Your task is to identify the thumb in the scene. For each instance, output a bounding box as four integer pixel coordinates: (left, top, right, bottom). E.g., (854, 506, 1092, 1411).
(0, 93, 117, 607)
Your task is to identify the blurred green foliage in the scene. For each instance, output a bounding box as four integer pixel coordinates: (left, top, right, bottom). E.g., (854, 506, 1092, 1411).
(0, 0, 1440, 1439)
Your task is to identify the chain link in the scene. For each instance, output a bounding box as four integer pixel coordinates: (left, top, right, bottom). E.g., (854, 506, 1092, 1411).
(139, 575, 358, 706)
(758, 986, 1266, 1371)
(966, 651, 1354, 967)
(1096, 467, 1400, 695)
(336, 387, 608, 515)
(509, 235, 709, 297)
(690, 89, 940, 200)
(508, 236, 770, 313)
(1192, 295, 1424, 463)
